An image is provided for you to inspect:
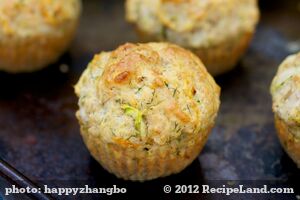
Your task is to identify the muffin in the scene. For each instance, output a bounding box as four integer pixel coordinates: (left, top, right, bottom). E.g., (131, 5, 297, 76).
(0, 0, 81, 73)
(271, 52, 300, 167)
(75, 42, 220, 181)
(125, 0, 259, 76)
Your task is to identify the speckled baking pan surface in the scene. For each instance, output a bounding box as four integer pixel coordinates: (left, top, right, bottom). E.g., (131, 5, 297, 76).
(0, 0, 299, 199)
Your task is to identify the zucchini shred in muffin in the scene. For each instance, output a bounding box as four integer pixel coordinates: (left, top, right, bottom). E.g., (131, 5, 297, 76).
(75, 43, 220, 181)
(0, 0, 81, 73)
(125, 0, 260, 76)
(271, 52, 300, 167)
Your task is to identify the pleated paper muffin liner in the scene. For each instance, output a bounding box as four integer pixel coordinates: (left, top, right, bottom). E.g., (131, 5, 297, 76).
(193, 31, 254, 76)
(0, 22, 78, 73)
(81, 126, 212, 181)
(275, 115, 300, 168)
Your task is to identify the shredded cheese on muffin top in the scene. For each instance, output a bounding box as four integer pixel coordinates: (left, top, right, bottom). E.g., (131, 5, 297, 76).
(0, 0, 81, 37)
(75, 43, 220, 146)
(271, 52, 300, 138)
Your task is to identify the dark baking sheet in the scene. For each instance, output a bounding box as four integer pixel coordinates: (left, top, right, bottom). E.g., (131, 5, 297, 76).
(0, 0, 300, 199)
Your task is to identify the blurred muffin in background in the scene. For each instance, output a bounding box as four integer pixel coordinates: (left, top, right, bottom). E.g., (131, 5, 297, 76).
(75, 42, 220, 181)
(0, 0, 81, 73)
(126, 0, 259, 76)
(271, 52, 300, 167)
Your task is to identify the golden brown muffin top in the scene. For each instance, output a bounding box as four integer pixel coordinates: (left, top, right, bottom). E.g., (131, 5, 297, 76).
(0, 0, 81, 37)
(126, 0, 259, 47)
(75, 43, 220, 146)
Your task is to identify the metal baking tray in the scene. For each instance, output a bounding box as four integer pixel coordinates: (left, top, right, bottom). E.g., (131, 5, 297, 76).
(0, 0, 299, 199)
